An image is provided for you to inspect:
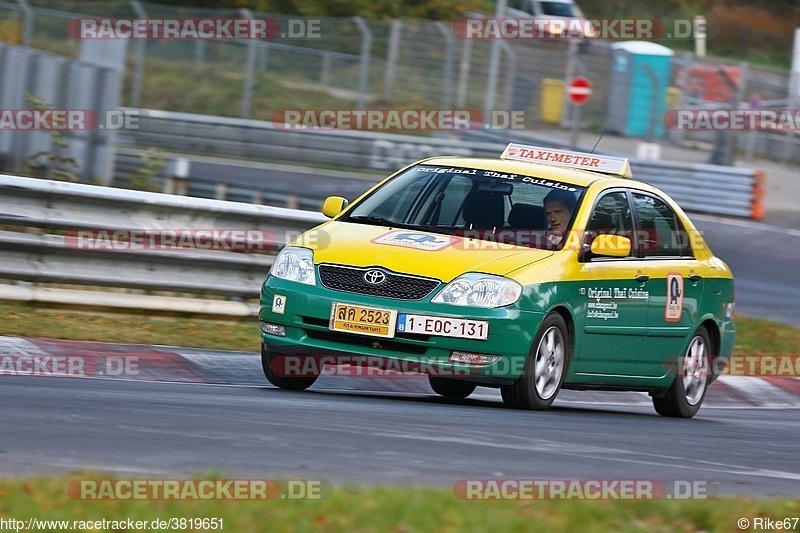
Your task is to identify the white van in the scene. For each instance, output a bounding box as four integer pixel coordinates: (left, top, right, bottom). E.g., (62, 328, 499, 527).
(507, 0, 597, 38)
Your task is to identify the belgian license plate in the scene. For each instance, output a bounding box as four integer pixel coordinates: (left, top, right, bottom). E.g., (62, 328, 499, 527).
(330, 303, 397, 338)
(397, 314, 489, 340)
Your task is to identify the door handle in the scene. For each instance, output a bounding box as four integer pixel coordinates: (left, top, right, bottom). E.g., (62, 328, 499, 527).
(635, 274, 650, 283)
(688, 274, 702, 283)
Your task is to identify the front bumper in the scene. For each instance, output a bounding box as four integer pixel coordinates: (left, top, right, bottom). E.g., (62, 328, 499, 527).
(259, 275, 543, 382)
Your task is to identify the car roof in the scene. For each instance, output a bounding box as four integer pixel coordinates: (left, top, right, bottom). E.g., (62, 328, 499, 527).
(419, 156, 654, 191)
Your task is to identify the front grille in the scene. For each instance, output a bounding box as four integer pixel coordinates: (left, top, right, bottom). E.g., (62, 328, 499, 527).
(318, 264, 440, 300)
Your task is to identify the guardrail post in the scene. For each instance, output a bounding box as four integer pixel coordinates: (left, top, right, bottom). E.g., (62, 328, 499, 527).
(259, 43, 269, 72)
(435, 22, 454, 109)
(215, 183, 228, 200)
(15, 0, 32, 47)
(129, 1, 147, 107)
(240, 8, 257, 119)
(164, 158, 189, 196)
(320, 52, 332, 86)
(353, 17, 372, 111)
(383, 20, 401, 101)
(195, 40, 206, 65)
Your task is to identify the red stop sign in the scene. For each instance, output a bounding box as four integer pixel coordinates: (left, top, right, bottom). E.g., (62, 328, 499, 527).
(568, 76, 592, 106)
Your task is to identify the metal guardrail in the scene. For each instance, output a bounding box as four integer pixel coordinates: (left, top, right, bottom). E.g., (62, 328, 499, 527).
(113, 148, 380, 210)
(0, 173, 324, 234)
(117, 109, 765, 219)
(117, 109, 492, 172)
(0, 174, 325, 314)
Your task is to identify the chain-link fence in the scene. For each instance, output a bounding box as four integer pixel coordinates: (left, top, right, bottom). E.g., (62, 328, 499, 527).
(1, 0, 799, 163)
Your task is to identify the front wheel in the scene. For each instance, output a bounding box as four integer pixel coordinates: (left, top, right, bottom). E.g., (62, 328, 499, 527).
(429, 376, 477, 399)
(501, 313, 570, 411)
(652, 327, 711, 418)
(261, 345, 319, 391)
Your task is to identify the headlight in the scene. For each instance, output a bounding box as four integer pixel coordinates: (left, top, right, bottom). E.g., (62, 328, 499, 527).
(547, 22, 563, 36)
(269, 247, 316, 286)
(432, 273, 521, 308)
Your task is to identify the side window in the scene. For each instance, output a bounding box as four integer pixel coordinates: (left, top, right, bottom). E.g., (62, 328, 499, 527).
(632, 193, 692, 258)
(585, 191, 634, 258)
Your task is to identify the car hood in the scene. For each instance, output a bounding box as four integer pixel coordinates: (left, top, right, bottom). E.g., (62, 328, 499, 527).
(300, 221, 553, 282)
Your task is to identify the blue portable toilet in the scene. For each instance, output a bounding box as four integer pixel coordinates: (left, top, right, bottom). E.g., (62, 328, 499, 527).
(605, 41, 674, 138)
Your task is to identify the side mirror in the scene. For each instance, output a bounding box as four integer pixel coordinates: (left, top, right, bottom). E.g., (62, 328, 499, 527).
(590, 234, 631, 258)
(322, 196, 348, 218)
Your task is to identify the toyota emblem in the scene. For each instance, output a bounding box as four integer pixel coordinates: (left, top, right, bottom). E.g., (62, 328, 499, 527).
(364, 269, 387, 285)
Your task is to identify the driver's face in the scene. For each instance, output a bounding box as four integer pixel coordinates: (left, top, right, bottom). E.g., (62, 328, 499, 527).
(545, 200, 572, 232)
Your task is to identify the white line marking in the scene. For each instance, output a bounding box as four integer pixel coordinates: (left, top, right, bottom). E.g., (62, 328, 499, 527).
(717, 377, 800, 407)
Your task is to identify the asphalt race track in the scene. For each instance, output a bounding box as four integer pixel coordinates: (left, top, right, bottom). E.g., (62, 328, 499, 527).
(693, 215, 800, 328)
(2, 361, 800, 497)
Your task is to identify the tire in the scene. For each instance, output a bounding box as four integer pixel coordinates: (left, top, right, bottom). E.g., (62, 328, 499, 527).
(652, 327, 711, 418)
(261, 344, 319, 391)
(501, 312, 570, 411)
(429, 376, 477, 399)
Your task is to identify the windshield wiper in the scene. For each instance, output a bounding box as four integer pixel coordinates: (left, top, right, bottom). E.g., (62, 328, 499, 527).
(417, 225, 455, 235)
(348, 215, 405, 227)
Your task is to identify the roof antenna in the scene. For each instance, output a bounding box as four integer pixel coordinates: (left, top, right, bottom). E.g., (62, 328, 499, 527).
(590, 129, 607, 154)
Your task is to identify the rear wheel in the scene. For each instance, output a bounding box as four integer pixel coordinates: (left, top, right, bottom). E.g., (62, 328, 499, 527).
(428, 376, 477, 399)
(261, 344, 319, 391)
(653, 327, 711, 418)
(501, 313, 570, 411)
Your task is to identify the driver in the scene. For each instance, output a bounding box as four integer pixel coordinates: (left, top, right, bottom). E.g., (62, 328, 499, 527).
(543, 189, 577, 245)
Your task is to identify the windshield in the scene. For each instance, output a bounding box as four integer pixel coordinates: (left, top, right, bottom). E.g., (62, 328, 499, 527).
(344, 164, 586, 250)
(539, 1, 582, 17)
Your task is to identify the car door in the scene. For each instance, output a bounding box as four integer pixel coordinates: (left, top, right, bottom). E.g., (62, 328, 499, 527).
(575, 190, 650, 377)
(631, 192, 705, 377)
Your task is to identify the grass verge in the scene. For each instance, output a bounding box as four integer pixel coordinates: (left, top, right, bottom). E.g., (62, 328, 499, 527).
(0, 301, 258, 352)
(1, 474, 799, 532)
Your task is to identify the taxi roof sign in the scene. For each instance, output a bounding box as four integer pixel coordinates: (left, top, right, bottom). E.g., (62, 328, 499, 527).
(500, 143, 632, 179)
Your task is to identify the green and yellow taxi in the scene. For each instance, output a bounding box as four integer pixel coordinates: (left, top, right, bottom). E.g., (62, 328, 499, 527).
(259, 143, 735, 418)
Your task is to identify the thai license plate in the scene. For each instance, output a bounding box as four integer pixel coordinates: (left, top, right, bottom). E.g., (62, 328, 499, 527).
(330, 303, 397, 338)
(397, 314, 489, 340)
